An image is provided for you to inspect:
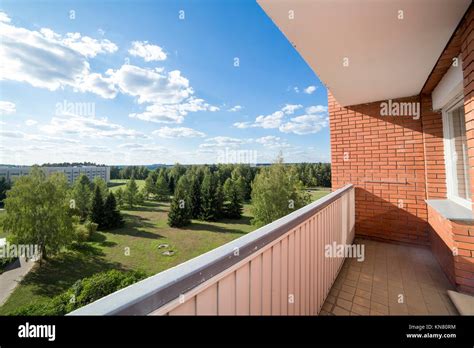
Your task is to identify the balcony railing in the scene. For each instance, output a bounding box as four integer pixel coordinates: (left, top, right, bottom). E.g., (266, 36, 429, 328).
(69, 184, 355, 315)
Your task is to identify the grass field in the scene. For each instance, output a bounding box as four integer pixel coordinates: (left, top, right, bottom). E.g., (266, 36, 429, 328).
(108, 179, 145, 193)
(0, 185, 330, 314)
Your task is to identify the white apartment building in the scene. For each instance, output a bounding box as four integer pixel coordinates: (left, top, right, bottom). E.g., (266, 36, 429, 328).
(0, 166, 110, 184)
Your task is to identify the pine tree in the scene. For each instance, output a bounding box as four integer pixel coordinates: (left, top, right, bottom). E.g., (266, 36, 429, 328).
(200, 172, 218, 221)
(103, 192, 124, 229)
(115, 187, 124, 207)
(215, 182, 225, 219)
(168, 176, 191, 227)
(190, 175, 201, 218)
(224, 178, 243, 219)
(90, 185, 105, 228)
(144, 173, 155, 199)
(92, 176, 108, 200)
(155, 175, 170, 201)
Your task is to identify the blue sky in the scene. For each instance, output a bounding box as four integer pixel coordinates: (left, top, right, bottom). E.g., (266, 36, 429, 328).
(0, 0, 329, 165)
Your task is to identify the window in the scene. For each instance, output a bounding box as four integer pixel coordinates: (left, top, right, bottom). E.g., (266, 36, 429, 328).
(443, 98, 471, 209)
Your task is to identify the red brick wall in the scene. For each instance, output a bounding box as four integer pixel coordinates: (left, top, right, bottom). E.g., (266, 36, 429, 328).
(329, 93, 430, 245)
(428, 206, 474, 293)
(420, 95, 447, 199)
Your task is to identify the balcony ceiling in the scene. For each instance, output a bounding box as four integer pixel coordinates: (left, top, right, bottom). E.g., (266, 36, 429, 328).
(257, 0, 471, 106)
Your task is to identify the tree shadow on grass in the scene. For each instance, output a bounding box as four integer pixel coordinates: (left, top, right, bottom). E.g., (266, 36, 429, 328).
(103, 214, 164, 240)
(19, 245, 125, 298)
(186, 221, 247, 234)
(88, 232, 118, 248)
(222, 215, 253, 227)
(121, 201, 168, 213)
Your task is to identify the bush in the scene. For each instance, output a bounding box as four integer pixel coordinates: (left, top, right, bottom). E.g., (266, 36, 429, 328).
(74, 221, 99, 243)
(74, 224, 89, 243)
(9, 269, 147, 316)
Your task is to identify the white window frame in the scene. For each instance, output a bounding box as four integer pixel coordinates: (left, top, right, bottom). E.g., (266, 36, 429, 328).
(442, 94, 471, 209)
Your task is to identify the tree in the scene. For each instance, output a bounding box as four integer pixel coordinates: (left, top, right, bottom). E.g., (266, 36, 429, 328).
(115, 187, 124, 207)
(124, 178, 139, 209)
(168, 176, 191, 227)
(155, 175, 170, 202)
(144, 174, 155, 199)
(189, 175, 201, 218)
(200, 172, 218, 221)
(90, 185, 105, 228)
(224, 178, 243, 219)
(215, 182, 225, 219)
(250, 156, 310, 227)
(103, 192, 124, 229)
(0, 177, 11, 207)
(92, 177, 108, 200)
(3, 168, 74, 263)
(72, 174, 92, 220)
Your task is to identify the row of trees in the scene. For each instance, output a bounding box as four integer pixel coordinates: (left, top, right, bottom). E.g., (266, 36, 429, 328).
(110, 166, 150, 180)
(111, 162, 330, 194)
(291, 162, 331, 188)
(168, 171, 245, 227)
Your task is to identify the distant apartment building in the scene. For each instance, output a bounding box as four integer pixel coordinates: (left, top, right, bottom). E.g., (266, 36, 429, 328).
(0, 166, 110, 184)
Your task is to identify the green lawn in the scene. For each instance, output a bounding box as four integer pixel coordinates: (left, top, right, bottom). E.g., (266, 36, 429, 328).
(0, 185, 330, 314)
(108, 179, 145, 193)
(308, 187, 331, 201)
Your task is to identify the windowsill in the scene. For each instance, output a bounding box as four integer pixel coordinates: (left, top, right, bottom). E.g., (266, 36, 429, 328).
(426, 199, 473, 222)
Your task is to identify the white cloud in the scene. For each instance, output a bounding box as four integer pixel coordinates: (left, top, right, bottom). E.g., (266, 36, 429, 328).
(279, 114, 328, 135)
(117, 142, 167, 154)
(234, 103, 328, 135)
(0, 130, 24, 138)
(228, 105, 242, 112)
(25, 119, 38, 126)
(304, 85, 317, 94)
(0, 15, 117, 96)
(39, 29, 118, 58)
(0, 101, 16, 115)
(108, 65, 192, 105)
(0, 11, 11, 23)
(153, 126, 205, 138)
(233, 121, 253, 129)
(106, 64, 218, 123)
(256, 136, 290, 148)
(40, 113, 147, 139)
(293, 87, 299, 93)
(130, 97, 218, 124)
(305, 105, 327, 114)
(200, 136, 248, 148)
(282, 104, 302, 115)
(76, 72, 117, 99)
(233, 104, 301, 130)
(129, 41, 167, 62)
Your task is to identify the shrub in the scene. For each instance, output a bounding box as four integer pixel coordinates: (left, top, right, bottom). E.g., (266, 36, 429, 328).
(9, 269, 147, 316)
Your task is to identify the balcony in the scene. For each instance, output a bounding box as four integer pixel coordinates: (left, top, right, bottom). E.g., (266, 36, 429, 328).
(69, 184, 455, 316)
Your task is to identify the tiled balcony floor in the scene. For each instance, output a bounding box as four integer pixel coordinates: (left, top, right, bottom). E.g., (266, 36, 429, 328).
(320, 238, 458, 315)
